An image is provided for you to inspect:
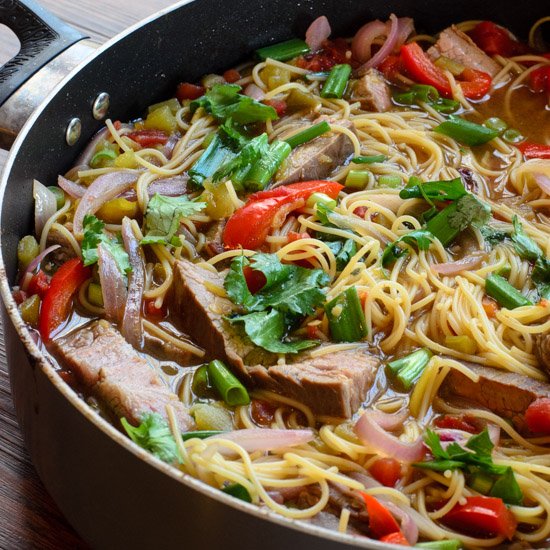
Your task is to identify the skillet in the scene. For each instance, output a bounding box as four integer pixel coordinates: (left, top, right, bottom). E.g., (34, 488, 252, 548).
(0, 0, 547, 547)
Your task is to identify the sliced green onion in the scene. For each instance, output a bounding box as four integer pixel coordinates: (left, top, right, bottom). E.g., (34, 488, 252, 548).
(243, 140, 291, 190)
(495, 262, 512, 278)
(321, 64, 352, 99)
(469, 471, 495, 495)
(221, 483, 252, 502)
(502, 128, 524, 144)
(431, 98, 460, 113)
(191, 365, 212, 397)
(90, 148, 117, 168)
(415, 540, 462, 550)
(87, 282, 104, 307)
(324, 286, 367, 342)
(410, 84, 439, 103)
(285, 121, 331, 149)
(256, 38, 310, 62)
(378, 175, 402, 188)
(387, 348, 432, 390)
(189, 134, 236, 187)
(207, 360, 250, 406)
(181, 430, 224, 441)
(485, 274, 532, 309)
(353, 154, 387, 164)
(47, 186, 65, 209)
(484, 117, 507, 134)
(307, 192, 337, 210)
(435, 115, 499, 146)
(345, 170, 371, 189)
(425, 202, 460, 247)
(393, 90, 416, 105)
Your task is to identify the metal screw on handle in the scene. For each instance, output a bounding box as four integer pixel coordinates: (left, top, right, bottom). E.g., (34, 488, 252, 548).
(65, 117, 81, 146)
(92, 92, 110, 120)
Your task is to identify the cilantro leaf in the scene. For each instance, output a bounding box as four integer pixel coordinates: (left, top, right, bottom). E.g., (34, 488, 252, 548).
(141, 193, 206, 246)
(480, 225, 509, 246)
(465, 428, 494, 458)
(511, 216, 541, 262)
(399, 177, 467, 201)
(82, 215, 132, 275)
(490, 466, 523, 505)
(382, 229, 434, 267)
(228, 309, 318, 354)
(190, 84, 277, 124)
(325, 239, 358, 271)
(121, 413, 180, 464)
(448, 194, 491, 232)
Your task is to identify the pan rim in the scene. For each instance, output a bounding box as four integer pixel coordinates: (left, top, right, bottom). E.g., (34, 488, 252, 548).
(0, 2, 391, 548)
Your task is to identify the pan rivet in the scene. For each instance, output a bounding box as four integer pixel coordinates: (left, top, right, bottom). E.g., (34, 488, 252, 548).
(92, 92, 110, 120)
(65, 118, 82, 146)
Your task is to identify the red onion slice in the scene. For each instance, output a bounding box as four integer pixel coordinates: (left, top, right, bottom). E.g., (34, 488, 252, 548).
(384, 501, 419, 545)
(533, 172, 550, 195)
(355, 410, 425, 462)
(121, 218, 145, 349)
(163, 133, 180, 160)
(244, 83, 266, 101)
(73, 171, 138, 236)
(33, 179, 58, 237)
(207, 428, 314, 455)
(351, 19, 387, 63)
(74, 127, 109, 167)
(58, 175, 86, 198)
(356, 14, 400, 75)
(98, 243, 127, 323)
(431, 252, 485, 275)
(395, 17, 415, 49)
(20, 244, 60, 284)
(305, 15, 331, 51)
(368, 408, 409, 431)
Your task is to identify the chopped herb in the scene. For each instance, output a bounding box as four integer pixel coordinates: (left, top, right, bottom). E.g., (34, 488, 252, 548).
(382, 229, 434, 267)
(189, 133, 237, 187)
(190, 83, 277, 124)
(511, 215, 543, 262)
(394, 84, 460, 114)
(325, 239, 358, 271)
(434, 115, 499, 146)
(352, 154, 387, 164)
(399, 177, 467, 201)
(222, 483, 252, 503)
(415, 429, 523, 505)
(121, 413, 180, 464)
(141, 194, 206, 246)
(480, 225, 509, 246)
(81, 214, 132, 275)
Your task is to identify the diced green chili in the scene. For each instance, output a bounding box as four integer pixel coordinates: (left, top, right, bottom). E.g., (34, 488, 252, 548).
(192, 364, 213, 397)
(387, 348, 432, 390)
(90, 148, 117, 168)
(207, 360, 250, 406)
(285, 121, 331, 149)
(256, 38, 310, 62)
(324, 286, 367, 342)
(17, 235, 39, 269)
(434, 115, 499, 146)
(378, 175, 402, 188)
(485, 274, 532, 309)
(19, 294, 41, 325)
(352, 154, 387, 164)
(321, 64, 352, 99)
(307, 192, 337, 210)
(87, 282, 104, 307)
(345, 170, 371, 189)
(47, 186, 66, 209)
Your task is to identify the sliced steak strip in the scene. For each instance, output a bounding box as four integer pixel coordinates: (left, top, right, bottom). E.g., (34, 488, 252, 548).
(172, 260, 378, 417)
(352, 69, 392, 112)
(52, 319, 194, 430)
(274, 116, 355, 186)
(427, 26, 501, 77)
(439, 363, 550, 433)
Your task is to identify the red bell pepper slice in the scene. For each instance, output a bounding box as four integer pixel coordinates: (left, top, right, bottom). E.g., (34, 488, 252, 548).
(434, 414, 479, 434)
(525, 398, 550, 435)
(517, 142, 550, 159)
(176, 82, 205, 101)
(39, 258, 91, 341)
(379, 531, 410, 546)
(442, 496, 517, 539)
(459, 68, 492, 100)
(469, 21, 528, 57)
(27, 270, 50, 299)
(359, 492, 402, 539)
(223, 69, 241, 83)
(126, 130, 169, 147)
(223, 181, 343, 250)
(296, 38, 350, 71)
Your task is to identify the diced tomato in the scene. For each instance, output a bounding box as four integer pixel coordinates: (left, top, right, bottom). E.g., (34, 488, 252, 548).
(176, 82, 205, 101)
(360, 493, 402, 539)
(223, 69, 241, 83)
(529, 66, 550, 94)
(27, 270, 50, 299)
(482, 297, 499, 318)
(434, 414, 479, 434)
(243, 265, 267, 294)
(296, 38, 350, 71)
(441, 496, 517, 539)
(353, 206, 368, 218)
(379, 531, 410, 546)
(223, 181, 344, 250)
(126, 129, 169, 147)
(264, 98, 287, 117)
(379, 54, 401, 79)
(12, 289, 27, 305)
(369, 458, 402, 487)
(287, 231, 309, 242)
(39, 259, 91, 341)
(469, 21, 529, 57)
(517, 141, 550, 159)
(145, 299, 167, 318)
(525, 398, 550, 435)
(306, 324, 320, 339)
(459, 68, 492, 100)
(250, 399, 277, 425)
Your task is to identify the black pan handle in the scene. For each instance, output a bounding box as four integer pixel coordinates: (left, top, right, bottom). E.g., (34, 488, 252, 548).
(0, 0, 86, 107)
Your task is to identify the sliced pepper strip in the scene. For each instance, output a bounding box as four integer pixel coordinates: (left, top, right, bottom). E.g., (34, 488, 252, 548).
(39, 258, 91, 341)
(517, 142, 550, 159)
(359, 492, 402, 539)
(126, 129, 169, 147)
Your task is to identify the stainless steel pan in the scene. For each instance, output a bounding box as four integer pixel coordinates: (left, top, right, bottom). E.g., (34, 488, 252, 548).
(0, 1, 546, 547)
